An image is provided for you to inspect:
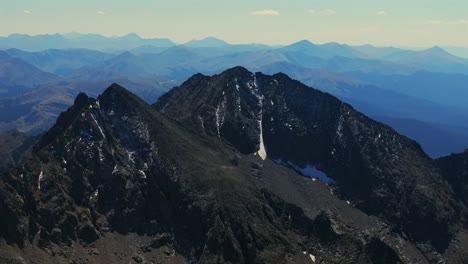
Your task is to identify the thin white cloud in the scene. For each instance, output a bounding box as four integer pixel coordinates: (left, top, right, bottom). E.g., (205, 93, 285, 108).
(320, 9, 336, 15)
(97, 11, 106, 15)
(23, 10, 31, 14)
(376, 11, 386, 16)
(428, 19, 468, 25)
(309, 9, 336, 16)
(447, 19, 468, 25)
(251, 10, 280, 16)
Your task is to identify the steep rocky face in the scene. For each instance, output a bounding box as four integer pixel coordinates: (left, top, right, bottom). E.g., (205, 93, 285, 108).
(0, 129, 37, 174)
(0, 83, 414, 263)
(437, 151, 468, 206)
(156, 68, 263, 154)
(155, 67, 467, 252)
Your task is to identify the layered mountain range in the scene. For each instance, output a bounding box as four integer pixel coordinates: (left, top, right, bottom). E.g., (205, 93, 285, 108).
(1, 36, 468, 157)
(0, 68, 467, 263)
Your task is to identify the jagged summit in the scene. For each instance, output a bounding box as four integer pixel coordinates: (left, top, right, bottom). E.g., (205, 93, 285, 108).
(100, 82, 135, 98)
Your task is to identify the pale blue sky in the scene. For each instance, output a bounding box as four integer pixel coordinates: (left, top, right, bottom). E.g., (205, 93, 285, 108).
(1, 0, 467, 46)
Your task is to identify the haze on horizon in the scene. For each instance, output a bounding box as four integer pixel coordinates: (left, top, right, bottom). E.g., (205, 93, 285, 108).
(1, 0, 467, 47)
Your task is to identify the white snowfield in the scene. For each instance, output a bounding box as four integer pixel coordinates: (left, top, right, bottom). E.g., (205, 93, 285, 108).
(257, 119, 267, 160)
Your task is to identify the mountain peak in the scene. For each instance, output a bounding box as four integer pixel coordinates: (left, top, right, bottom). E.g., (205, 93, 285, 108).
(424, 46, 450, 55)
(122, 32, 142, 40)
(219, 66, 252, 76)
(99, 83, 145, 109)
(288, 39, 316, 48)
(114, 50, 136, 59)
(35, 92, 92, 150)
(100, 83, 134, 98)
(184, 37, 229, 47)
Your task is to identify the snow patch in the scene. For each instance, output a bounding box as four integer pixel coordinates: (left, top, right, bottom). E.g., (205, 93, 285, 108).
(38, 171, 43, 190)
(309, 254, 316, 263)
(256, 91, 267, 160)
(257, 120, 267, 160)
(253, 73, 258, 88)
(233, 78, 242, 112)
(127, 151, 136, 163)
(215, 98, 226, 137)
(91, 113, 106, 139)
(215, 105, 221, 137)
(198, 115, 205, 130)
(112, 165, 119, 175)
(336, 114, 344, 141)
(90, 189, 99, 201)
(139, 170, 147, 179)
(98, 147, 104, 162)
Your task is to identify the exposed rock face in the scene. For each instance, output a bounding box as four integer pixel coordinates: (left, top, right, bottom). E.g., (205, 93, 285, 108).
(0, 68, 467, 263)
(437, 151, 468, 206)
(156, 67, 467, 253)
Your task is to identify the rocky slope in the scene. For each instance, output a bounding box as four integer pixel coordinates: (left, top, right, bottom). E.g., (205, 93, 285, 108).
(155, 67, 468, 259)
(437, 150, 468, 206)
(0, 69, 467, 263)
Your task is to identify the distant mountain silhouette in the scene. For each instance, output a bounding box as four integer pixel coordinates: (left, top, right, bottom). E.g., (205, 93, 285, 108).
(184, 37, 229, 47)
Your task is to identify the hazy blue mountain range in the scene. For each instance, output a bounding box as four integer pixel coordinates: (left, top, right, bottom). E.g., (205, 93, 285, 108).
(0, 51, 58, 88)
(0, 33, 174, 52)
(442, 46, 468, 58)
(5, 48, 113, 75)
(0, 33, 467, 157)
